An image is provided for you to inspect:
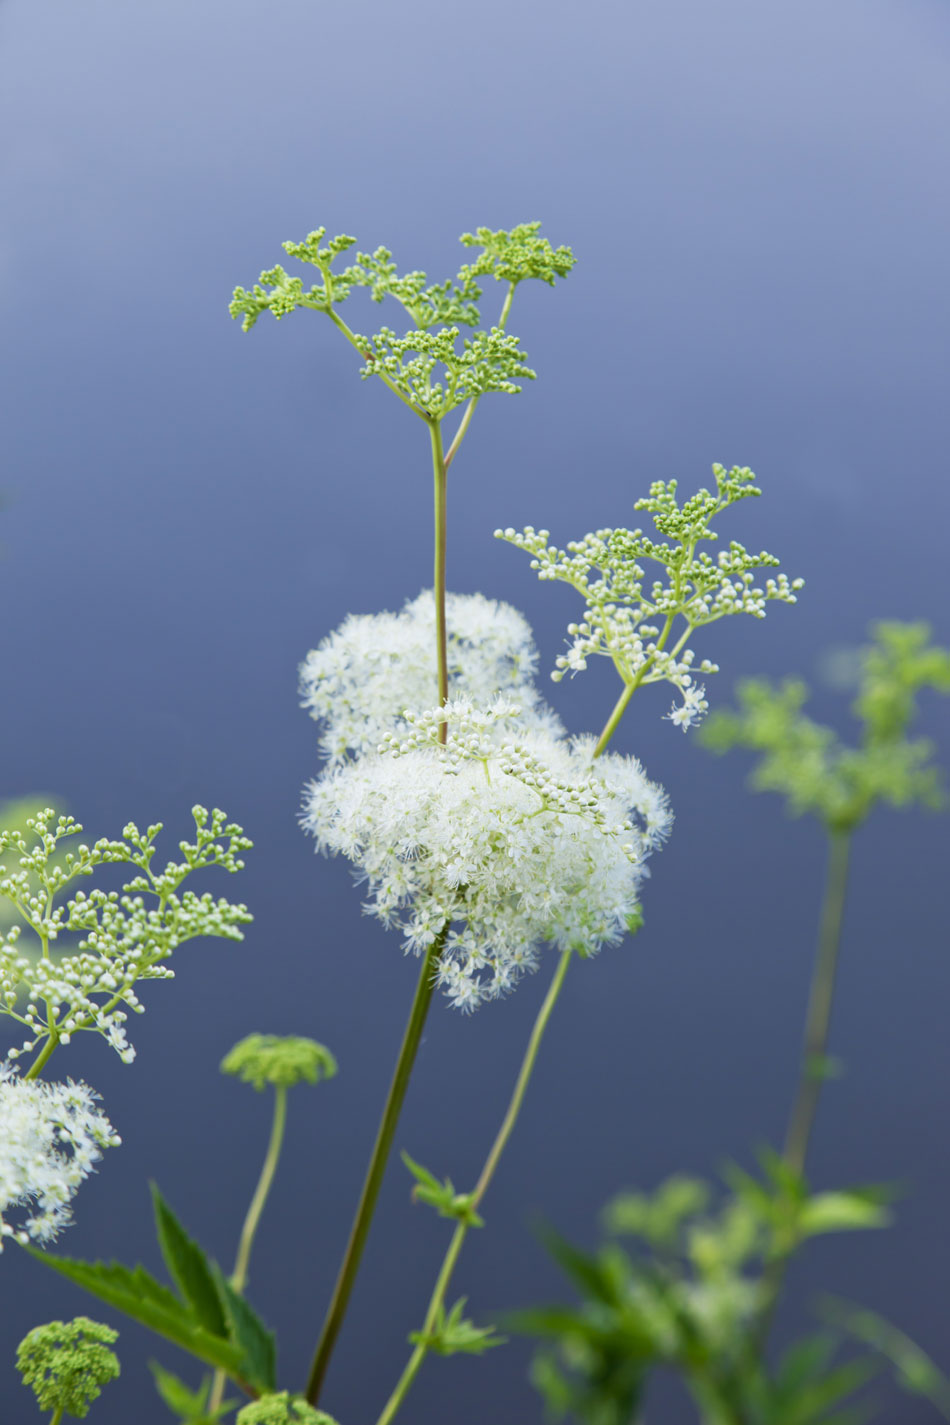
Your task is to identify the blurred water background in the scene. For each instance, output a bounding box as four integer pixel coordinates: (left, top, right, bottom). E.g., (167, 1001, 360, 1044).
(1, 1, 948, 1420)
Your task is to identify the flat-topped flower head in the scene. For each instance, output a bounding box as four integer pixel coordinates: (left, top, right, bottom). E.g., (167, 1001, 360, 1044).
(221, 1034, 337, 1091)
(17, 1316, 119, 1419)
(0, 1070, 120, 1248)
(302, 699, 671, 1010)
(300, 590, 562, 764)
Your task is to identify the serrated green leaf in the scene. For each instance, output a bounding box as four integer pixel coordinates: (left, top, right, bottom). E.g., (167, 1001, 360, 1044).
(150, 1360, 208, 1416)
(151, 1184, 228, 1337)
(24, 1248, 245, 1377)
(149, 1361, 236, 1424)
(401, 1150, 483, 1227)
(409, 1297, 505, 1356)
(212, 1264, 276, 1392)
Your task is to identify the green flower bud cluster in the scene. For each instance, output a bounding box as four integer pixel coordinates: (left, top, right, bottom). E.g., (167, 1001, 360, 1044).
(230, 222, 573, 425)
(16, 1316, 119, 1419)
(498, 464, 803, 729)
(354, 324, 535, 418)
(699, 622, 950, 832)
(236, 1391, 337, 1425)
(0, 807, 252, 1067)
(458, 222, 576, 286)
(221, 1034, 337, 1091)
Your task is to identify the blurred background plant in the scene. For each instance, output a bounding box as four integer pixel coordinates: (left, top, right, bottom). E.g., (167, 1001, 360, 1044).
(514, 622, 950, 1424)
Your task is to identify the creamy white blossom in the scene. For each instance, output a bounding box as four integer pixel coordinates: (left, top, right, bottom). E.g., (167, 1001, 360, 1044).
(0, 1069, 120, 1248)
(299, 591, 563, 763)
(301, 698, 671, 1009)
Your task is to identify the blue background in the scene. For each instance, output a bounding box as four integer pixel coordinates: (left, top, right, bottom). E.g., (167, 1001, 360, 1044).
(1, 1, 948, 1420)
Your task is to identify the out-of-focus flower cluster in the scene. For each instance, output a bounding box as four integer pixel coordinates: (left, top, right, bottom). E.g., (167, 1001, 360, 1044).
(0, 1069, 119, 1248)
(300, 595, 671, 1010)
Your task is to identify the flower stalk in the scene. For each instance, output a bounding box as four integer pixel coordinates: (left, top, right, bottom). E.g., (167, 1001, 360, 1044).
(305, 927, 447, 1404)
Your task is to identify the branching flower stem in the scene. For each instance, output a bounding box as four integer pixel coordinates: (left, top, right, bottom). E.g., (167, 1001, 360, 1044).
(374, 946, 573, 1425)
(592, 613, 677, 757)
(303, 277, 526, 1401)
(443, 282, 516, 471)
(305, 927, 448, 1405)
(372, 694, 633, 1425)
(209, 1083, 289, 1413)
(756, 827, 853, 1348)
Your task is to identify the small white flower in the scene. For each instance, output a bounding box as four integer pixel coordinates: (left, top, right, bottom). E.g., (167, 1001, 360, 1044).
(665, 682, 709, 732)
(0, 1068, 120, 1248)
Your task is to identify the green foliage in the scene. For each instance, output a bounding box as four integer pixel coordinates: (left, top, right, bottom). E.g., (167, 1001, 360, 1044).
(150, 1361, 236, 1423)
(408, 1297, 505, 1356)
(517, 1166, 894, 1425)
(401, 1151, 484, 1227)
(699, 622, 950, 831)
(821, 1300, 950, 1418)
(16, 1316, 119, 1419)
(0, 805, 252, 1067)
(221, 1033, 337, 1091)
(497, 464, 803, 727)
(26, 1186, 277, 1394)
(235, 1391, 338, 1425)
(151, 1184, 229, 1337)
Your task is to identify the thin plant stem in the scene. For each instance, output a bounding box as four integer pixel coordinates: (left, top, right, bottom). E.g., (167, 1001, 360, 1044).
(49, 1408, 64, 1425)
(24, 1034, 58, 1081)
(754, 826, 853, 1349)
(208, 1084, 289, 1413)
(443, 281, 516, 470)
(305, 928, 447, 1405)
(374, 946, 573, 1425)
(374, 691, 633, 1425)
(783, 828, 852, 1177)
(430, 419, 449, 743)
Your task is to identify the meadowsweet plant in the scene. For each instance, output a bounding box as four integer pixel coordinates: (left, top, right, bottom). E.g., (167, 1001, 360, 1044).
(7, 221, 807, 1425)
(519, 621, 950, 1425)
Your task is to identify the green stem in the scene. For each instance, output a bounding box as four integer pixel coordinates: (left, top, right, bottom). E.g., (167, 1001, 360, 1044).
(374, 946, 573, 1425)
(49, 1408, 64, 1425)
(305, 929, 447, 1405)
(372, 677, 636, 1425)
(209, 1084, 289, 1413)
(24, 1033, 59, 1081)
(325, 308, 428, 420)
(754, 826, 853, 1348)
(592, 681, 636, 758)
(429, 420, 449, 743)
(443, 282, 516, 470)
(783, 828, 852, 1177)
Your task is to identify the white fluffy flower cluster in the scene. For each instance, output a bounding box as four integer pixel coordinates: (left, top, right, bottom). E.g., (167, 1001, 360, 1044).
(0, 1069, 120, 1248)
(299, 590, 563, 763)
(302, 694, 671, 1010)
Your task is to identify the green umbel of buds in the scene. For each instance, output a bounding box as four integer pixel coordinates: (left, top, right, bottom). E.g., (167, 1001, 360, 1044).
(236, 1391, 338, 1425)
(16, 1317, 119, 1419)
(221, 1034, 337, 1091)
